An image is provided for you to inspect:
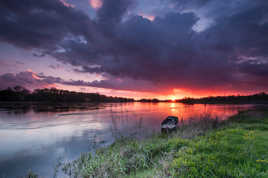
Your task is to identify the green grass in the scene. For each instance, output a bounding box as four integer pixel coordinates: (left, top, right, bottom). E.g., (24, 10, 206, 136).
(63, 109, 268, 178)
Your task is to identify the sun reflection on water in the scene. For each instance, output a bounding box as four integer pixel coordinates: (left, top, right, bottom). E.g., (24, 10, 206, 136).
(0, 102, 255, 177)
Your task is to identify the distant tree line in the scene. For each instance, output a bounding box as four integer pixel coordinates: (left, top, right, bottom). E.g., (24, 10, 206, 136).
(178, 92, 268, 104)
(0, 86, 135, 103)
(138, 98, 171, 103)
(138, 98, 160, 103)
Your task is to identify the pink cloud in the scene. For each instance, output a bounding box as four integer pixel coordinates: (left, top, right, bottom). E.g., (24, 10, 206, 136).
(0, 71, 56, 90)
(139, 13, 155, 21)
(59, 0, 75, 8)
(89, 0, 103, 9)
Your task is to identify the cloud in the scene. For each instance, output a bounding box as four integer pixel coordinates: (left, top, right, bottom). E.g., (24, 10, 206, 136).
(65, 76, 159, 92)
(59, 0, 75, 8)
(0, 71, 158, 94)
(139, 13, 155, 21)
(0, 71, 55, 90)
(0, 0, 268, 95)
(89, 0, 103, 9)
(97, 0, 135, 25)
(48, 64, 62, 70)
(0, 0, 98, 50)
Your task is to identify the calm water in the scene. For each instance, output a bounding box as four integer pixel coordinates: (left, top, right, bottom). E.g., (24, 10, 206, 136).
(0, 102, 255, 177)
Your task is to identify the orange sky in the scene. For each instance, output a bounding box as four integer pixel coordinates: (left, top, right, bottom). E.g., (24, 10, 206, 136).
(53, 83, 263, 100)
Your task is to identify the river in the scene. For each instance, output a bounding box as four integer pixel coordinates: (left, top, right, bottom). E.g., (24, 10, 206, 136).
(0, 102, 256, 177)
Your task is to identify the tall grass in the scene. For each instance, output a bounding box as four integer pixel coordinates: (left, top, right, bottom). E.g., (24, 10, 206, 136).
(62, 115, 223, 178)
(26, 110, 268, 178)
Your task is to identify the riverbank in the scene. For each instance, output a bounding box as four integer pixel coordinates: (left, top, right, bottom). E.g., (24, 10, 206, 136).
(62, 108, 268, 178)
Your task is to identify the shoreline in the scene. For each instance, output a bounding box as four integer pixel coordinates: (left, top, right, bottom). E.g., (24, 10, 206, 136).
(60, 108, 268, 178)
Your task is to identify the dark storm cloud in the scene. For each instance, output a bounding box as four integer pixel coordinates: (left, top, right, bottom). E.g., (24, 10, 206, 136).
(0, 71, 156, 92)
(0, 72, 52, 89)
(0, 0, 97, 49)
(63, 76, 159, 92)
(0, 0, 268, 93)
(97, 0, 135, 25)
(37, 72, 158, 92)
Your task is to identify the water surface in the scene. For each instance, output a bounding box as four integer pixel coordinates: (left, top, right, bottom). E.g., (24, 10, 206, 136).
(0, 102, 255, 177)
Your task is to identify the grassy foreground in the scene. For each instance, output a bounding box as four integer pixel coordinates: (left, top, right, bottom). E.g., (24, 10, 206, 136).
(62, 109, 268, 178)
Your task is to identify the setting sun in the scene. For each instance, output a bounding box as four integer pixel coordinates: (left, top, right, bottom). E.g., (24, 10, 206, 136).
(1, 0, 268, 177)
(170, 96, 177, 102)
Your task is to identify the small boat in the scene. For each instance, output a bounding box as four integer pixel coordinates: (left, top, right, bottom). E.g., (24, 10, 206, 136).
(161, 116, 178, 133)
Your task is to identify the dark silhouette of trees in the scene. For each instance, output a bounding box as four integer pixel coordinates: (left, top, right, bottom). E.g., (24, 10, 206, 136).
(0, 86, 30, 101)
(0, 86, 134, 103)
(1, 86, 267, 104)
(178, 92, 268, 104)
(138, 98, 160, 103)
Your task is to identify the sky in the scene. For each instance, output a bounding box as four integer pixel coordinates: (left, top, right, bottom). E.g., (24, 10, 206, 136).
(0, 0, 268, 99)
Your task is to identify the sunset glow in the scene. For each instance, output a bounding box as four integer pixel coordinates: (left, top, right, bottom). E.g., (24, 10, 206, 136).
(1, 1, 268, 177)
(139, 13, 155, 21)
(59, 0, 75, 8)
(169, 96, 177, 101)
(0, 0, 267, 99)
(89, 0, 103, 9)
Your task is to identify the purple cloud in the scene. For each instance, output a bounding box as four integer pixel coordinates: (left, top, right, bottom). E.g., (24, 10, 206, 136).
(0, 0, 268, 95)
(0, 71, 53, 90)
